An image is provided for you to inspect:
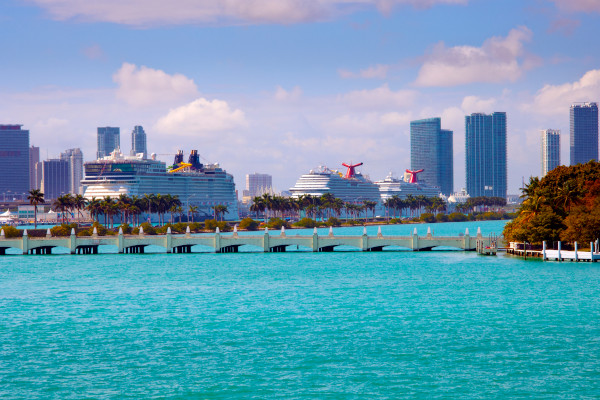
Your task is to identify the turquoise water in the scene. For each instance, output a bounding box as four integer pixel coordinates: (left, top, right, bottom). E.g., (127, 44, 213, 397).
(2, 221, 600, 398)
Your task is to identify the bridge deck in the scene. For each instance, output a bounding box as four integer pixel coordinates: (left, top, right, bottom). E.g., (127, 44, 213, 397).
(0, 228, 500, 255)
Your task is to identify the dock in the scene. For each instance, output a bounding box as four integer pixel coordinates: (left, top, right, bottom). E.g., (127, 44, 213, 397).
(0, 226, 502, 255)
(507, 241, 600, 262)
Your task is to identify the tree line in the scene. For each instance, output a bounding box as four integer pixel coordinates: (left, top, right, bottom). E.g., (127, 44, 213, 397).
(26, 190, 230, 228)
(249, 193, 452, 221)
(504, 161, 600, 245)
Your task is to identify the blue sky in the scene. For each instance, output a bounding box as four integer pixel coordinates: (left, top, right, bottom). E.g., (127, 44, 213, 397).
(1, 0, 599, 194)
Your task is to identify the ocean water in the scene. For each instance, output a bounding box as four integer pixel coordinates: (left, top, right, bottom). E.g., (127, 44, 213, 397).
(2, 220, 600, 399)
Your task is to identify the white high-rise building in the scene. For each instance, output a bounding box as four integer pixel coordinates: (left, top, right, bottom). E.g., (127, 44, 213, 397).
(541, 129, 560, 177)
(244, 173, 273, 200)
(60, 148, 84, 194)
(131, 125, 147, 159)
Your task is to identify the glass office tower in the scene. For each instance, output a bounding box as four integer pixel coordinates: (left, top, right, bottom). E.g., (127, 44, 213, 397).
(410, 118, 454, 195)
(131, 125, 147, 159)
(0, 125, 30, 199)
(570, 103, 598, 165)
(42, 159, 69, 200)
(541, 129, 560, 176)
(465, 112, 507, 199)
(97, 127, 120, 159)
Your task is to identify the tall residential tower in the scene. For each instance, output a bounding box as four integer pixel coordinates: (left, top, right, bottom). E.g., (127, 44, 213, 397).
(97, 127, 120, 159)
(410, 118, 453, 195)
(0, 125, 30, 199)
(60, 148, 84, 194)
(541, 129, 560, 176)
(465, 112, 507, 199)
(131, 125, 147, 159)
(570, 102, 598, 165)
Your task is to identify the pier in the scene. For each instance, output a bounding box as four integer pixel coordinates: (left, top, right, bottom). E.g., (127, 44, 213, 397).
(506, 241, 600, 262)
(0, 226, 500, 255)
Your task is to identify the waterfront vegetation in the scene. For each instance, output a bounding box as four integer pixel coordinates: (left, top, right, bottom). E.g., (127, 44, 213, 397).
(504, 161, 600, 245)
(251, 193, 507, 222)
(3, 191, 513, 237)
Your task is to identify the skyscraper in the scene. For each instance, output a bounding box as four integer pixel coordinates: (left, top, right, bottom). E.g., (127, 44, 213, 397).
(131, 125, 147, 159)
(570, 102, 598, 165)
(29, 145, 40, 190)
(41, 159, 69, 200)
(465, 112, 507, 198)
(97, 127, 120, 159)
(541, 129, 560, 176)
(60, 148, 84, 194)
(0, 125, 30, 199)
(245, 173, 273, 199)
(410, 118, 454, 195)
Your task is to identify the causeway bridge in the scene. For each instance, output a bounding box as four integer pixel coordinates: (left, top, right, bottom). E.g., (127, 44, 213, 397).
(0, 226, 501, 255)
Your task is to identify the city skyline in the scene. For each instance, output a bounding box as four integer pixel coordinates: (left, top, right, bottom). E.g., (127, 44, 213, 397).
(1, 0, 600, 193)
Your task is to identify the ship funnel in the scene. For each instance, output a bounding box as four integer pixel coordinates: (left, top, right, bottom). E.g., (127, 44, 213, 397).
(188, 150, 203, 170)
(174, 150, 184, 166)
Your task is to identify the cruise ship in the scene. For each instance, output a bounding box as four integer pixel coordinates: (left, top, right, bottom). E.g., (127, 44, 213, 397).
(82, 149, 238, 220)
(376, 171, 442, 201)
(289, 162, 381, 204)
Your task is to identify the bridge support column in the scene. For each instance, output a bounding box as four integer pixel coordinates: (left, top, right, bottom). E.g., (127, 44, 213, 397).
(22, 232, 29, 255)
(215, 231, 221, 253)
(166, 229, 172, 254)
(411, 229, 418, 251)
(118, 229, 124, 254)
(312, 231, 318, 252)
(70, 229, 77, 254)
(463, 233, 470, 250)
(361, 232, 368, 251)
(263, 231, 270, 253)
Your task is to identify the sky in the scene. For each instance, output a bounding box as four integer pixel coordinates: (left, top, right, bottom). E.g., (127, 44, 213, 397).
(1, 0, 599, 195)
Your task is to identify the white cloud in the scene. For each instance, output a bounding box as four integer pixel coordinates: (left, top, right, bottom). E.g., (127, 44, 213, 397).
(274, 85, 303, 101)
(529, 69, 600, 116)
(339, 64, 389, 79)
(461, 95, 497, 114)
(28, 0, 467, 26)
(154, 98, 247, 136)
(113, 63, 198, 107)
(552, 0, 600, 13)
(338, 84, 418, 110)
(415, 27, 534, 87)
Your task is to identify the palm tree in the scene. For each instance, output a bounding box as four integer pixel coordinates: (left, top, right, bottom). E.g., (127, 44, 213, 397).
(27, 189, 45, 229)
(363, 200, 377, 222)
(53, 195, 72, 224)
(213, 204, 228, 221)
(188, 205, 199, 222)
(86, 197, 102, 222)
(250, 196, 267, 221)
(72, 194, 88, 224)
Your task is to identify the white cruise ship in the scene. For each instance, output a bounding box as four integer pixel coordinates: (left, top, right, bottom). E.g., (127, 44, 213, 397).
(375, 172, 442, 201)
(82, 149, 238, 220)
(289, 162, 381, 204)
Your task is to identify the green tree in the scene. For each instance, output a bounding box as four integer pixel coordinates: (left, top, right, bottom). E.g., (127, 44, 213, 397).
(27, 189, 45, 229)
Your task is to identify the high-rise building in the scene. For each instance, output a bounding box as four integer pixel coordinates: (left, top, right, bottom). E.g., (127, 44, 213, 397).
(570, 102, 598, 165)
(0, 125, 30, 200)
(244, 173, 273, 199)
(41, 159, 69, 200)
(60, 148, 84, 195)
(29, 145, 40, 190)
(465, 112, 507, 198)
(409, 118, 454, 195)
(541, 129, 560, 176)
(131, 125, 147, 159)
(97, 127, 120, 159)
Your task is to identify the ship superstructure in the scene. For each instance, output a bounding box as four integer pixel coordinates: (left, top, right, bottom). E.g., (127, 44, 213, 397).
(289, 163, 381, 204)
(375, 171, 442, 201)
(82, 149, 238, 220)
